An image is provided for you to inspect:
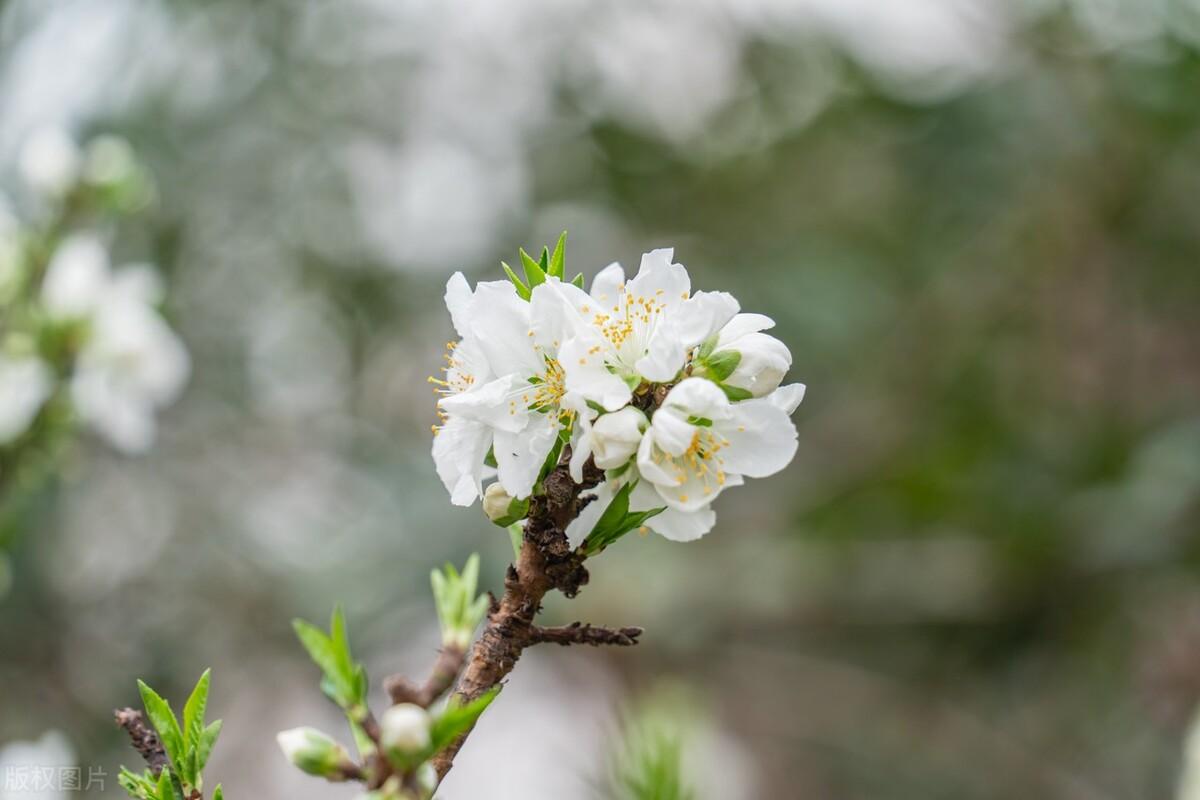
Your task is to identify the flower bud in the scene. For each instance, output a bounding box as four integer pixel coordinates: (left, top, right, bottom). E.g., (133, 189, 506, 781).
(720, 332, 791, 397)
(589, 407, 646, 470)
(483, 482, 512, 521)
(276, 728, 354, 780)
(380, 704, 432, 755)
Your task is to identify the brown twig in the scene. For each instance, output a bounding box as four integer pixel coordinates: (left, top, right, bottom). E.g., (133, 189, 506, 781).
(429, 452, 616, 779)
(531, 622, 643, 647)
(384, 645, 466, 708)
(114, 708, 169, 775)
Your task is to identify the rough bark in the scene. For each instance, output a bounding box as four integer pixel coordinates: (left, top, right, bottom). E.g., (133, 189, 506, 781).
(430, 452, 610, 779)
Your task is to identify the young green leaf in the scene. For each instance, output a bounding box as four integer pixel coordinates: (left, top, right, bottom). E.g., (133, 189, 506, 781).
(571, 272, 585, 289)
(548, 231, 567, 279)
(581, 482, 666, 556)
(212, 786, 224, 800)
(197, 720, 223, 773)
(137, 681, 184, 771)
(182, 669, 210, 751)
(429, 687, 501, 753)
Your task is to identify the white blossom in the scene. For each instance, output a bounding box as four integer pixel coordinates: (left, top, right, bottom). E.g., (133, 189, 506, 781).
(634, 377, 797, 540)
(548, 249, 739, 411)
(0, 355, 53, 444)
(437, 278, 578, 500)
(18, 128, 81, 198)
(41, 233, 109, 319)
(432, 245, 805, 544)
(40, 235, 189, 453)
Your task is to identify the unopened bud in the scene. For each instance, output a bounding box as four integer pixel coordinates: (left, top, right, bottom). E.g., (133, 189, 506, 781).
(380, 704, 432, 756)
(483, 482, 528, 526)
(276, 728, 354, 780)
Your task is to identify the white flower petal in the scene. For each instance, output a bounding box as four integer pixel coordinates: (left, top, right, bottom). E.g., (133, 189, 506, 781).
(589, 407, 646, 470)
(629, 481, 717, 543)
(494, 414, 560, 499)
(767, 383, 807, 415)
(722, 331, 792, 397)
(717, 399, 798, 478)
(716, 313, 775, 346)
(438, 373, 530, 434)
(648, 408, 696, 457)
(673, 291, 740, 346)
(560, 335, 632, 411)
(444, 272, 474, 338)
(635, 320, 688, 383)
(41, 233, 109, 318)
(636, 431, 680, 487)
(565, 481, 615, 548)
(0, 356, 53, 444)
(432, 415, 491, 506)
(467, 281, 540, 377)
(626, 248, 690, 314)
(661, 377, 731, 421)
(589, 262, 625, 304)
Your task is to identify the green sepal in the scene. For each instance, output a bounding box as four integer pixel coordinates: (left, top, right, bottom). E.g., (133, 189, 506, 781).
(484, 446, 498, 468)
(571, 272, 585, 289)
(696, 334, 719, 361)
(490, 495, 530, 528)
(519, 248, 546, 290)
(548, 232, 567, 278)
(501, 262, 531, 300)
(702, 350, 740, 382)
(720, 384, 754, 402)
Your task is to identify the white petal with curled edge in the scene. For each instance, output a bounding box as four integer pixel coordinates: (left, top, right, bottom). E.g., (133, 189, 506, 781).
(444, 272, 474, 338)
(673, 291, 740, 346)
(716, 313, 775, 346)
(767, 383, 807, 416)
(635, 320, 688, 383)
(626, 248, 690, 314)
(717, 398, 798, 478)
(648, 408, 696, 457)
(636, 430, 680, 487)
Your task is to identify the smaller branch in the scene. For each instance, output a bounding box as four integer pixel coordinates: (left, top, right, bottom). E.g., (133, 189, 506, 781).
(530, 622, 643, 647)
(384, 645, 466, 708)
(114, 708, 169, 775)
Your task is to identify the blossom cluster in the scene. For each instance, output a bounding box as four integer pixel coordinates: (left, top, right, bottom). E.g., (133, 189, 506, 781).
(432, 240, 804, 542)
(0, 129, 187, 456)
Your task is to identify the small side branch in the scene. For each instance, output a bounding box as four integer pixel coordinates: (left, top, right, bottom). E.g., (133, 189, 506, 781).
(531, 622, 643, 647)
(384, 645, 466, 708)
(114, 708, 169, 775)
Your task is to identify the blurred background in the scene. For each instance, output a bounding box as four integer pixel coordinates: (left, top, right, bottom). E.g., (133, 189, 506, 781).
(2, 0, 1200, 797)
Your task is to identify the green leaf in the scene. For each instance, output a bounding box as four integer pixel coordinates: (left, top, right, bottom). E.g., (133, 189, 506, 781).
(501, 262, 531, 300)
(292, 612, 363, 711)
(581, 482, 666, 556)
(702, 350, 740, 382)
(138, 681, 184, 771)
(507, 522, 523, 560)
(292, 620, 339, 688)
(571, 272, 585, 289)
(197, 720, 222, 773)
(212, 786, 224, 800)
(539, 246, 550, 273)
(519, 248, 546, 290)
(719, 384, 753, 402)
(182, 669, 211, 751)
(429, 687, 502, 753)
(548, 232, 567, 278)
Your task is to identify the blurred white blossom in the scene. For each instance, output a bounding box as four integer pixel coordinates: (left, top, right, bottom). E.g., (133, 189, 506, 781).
(17, 127, 80, 197)
(0, 355, 53, 444)
(0, 731, 74, 800)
